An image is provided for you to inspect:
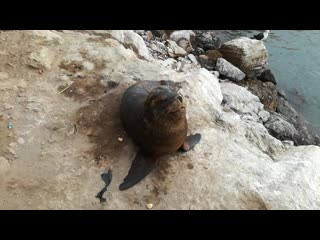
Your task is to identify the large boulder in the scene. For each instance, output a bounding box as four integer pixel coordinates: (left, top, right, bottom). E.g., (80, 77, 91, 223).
(193, 30, 222, 51)
(219, 37, 268, 77)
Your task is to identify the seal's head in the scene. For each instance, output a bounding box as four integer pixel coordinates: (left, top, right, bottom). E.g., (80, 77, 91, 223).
(144, 86, 186, 124)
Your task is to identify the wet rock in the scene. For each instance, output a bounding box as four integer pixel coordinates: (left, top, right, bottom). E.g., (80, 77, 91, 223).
(258, 69, 277, 85)
(216, 58, 245, 82)
(277, 89, 288, 100)
(219, 37, 268, 77)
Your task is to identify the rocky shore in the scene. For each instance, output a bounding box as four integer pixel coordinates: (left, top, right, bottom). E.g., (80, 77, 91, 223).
(1, 30, 320, 209)
(135, 30, 320, 146)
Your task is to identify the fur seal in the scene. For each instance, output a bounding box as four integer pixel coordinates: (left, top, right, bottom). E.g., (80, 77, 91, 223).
(119, 80, 201, 190)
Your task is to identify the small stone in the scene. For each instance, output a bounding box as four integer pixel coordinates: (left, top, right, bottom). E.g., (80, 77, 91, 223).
(187, 54, 198, 65)
(118, 137, 123, 142)
(9, 142, 17, 148)
(147, 203, 153, 209)
(17, 137, 25, 145)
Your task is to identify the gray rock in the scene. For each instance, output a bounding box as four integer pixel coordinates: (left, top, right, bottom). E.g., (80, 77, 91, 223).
(193, 30, 222, 50)
(216, 58, 245, 82)
(277, 89, 288, 100)
(219, 37, 268, 77)
(265, 112, 299, 143)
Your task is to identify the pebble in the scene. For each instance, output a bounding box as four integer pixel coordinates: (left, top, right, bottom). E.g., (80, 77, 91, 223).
(147, 203, 153, 209)
(17, 137, 25, 145)
(9, 142, 17, 148)
(118, 137, 123, 142)
(3, 103, 14, 110)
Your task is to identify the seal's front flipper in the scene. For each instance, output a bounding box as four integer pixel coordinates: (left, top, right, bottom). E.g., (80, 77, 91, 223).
(119, 152, 158, 191)
(180, 133, 201, 152)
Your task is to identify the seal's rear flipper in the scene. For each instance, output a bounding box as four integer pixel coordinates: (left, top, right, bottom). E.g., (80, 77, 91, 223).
(119, 152, 158, 191)
(180, 133, 201, 152)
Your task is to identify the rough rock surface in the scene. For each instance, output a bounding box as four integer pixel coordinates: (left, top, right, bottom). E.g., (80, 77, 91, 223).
(216, 58, 246, 82)
(193, 30, 222, 50)
(265, 112, 299, 143)
(240, 79, 278, 112)
(219, 37, 268, 77)
(220, 81, 270, 123)
(1, 30, 320, 210)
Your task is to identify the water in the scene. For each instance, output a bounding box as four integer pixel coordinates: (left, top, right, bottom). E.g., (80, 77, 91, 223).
(241, 30, 320, 134)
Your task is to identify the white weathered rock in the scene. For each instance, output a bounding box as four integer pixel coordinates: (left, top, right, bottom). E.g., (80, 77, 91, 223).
(187, 54, 198, 65)
(219, 37, 268, 77)
(27, 30, 63, 45)
(220, 81, 266, 123)
(216, 58, 245, 81)
(169, 30, 195, 53)
(28, 47, 55, 70)
(166, 40, 188, 57)
(103, 30, 152, 60)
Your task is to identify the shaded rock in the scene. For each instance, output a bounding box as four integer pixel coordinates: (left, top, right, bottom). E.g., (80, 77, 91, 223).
(277, 89, 288, 100)
(204, 50, 223, 64)
(193, 30, 222, 50)
(165, 40, 187, 57)
(197, 55, 214, 70)
(240, 79, 278, 112)
(216, 58, 245, 82)
(219, 37, 268, 77)
(149, 41, 167, 55)
(28, 47, 55, 70)
(258, 69, 277, 85)
(265, 112, 299, 143)
(276, 97, 320, 145)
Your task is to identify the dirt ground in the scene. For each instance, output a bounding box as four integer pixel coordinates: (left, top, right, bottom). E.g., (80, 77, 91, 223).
(0, 30, 194, 209)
